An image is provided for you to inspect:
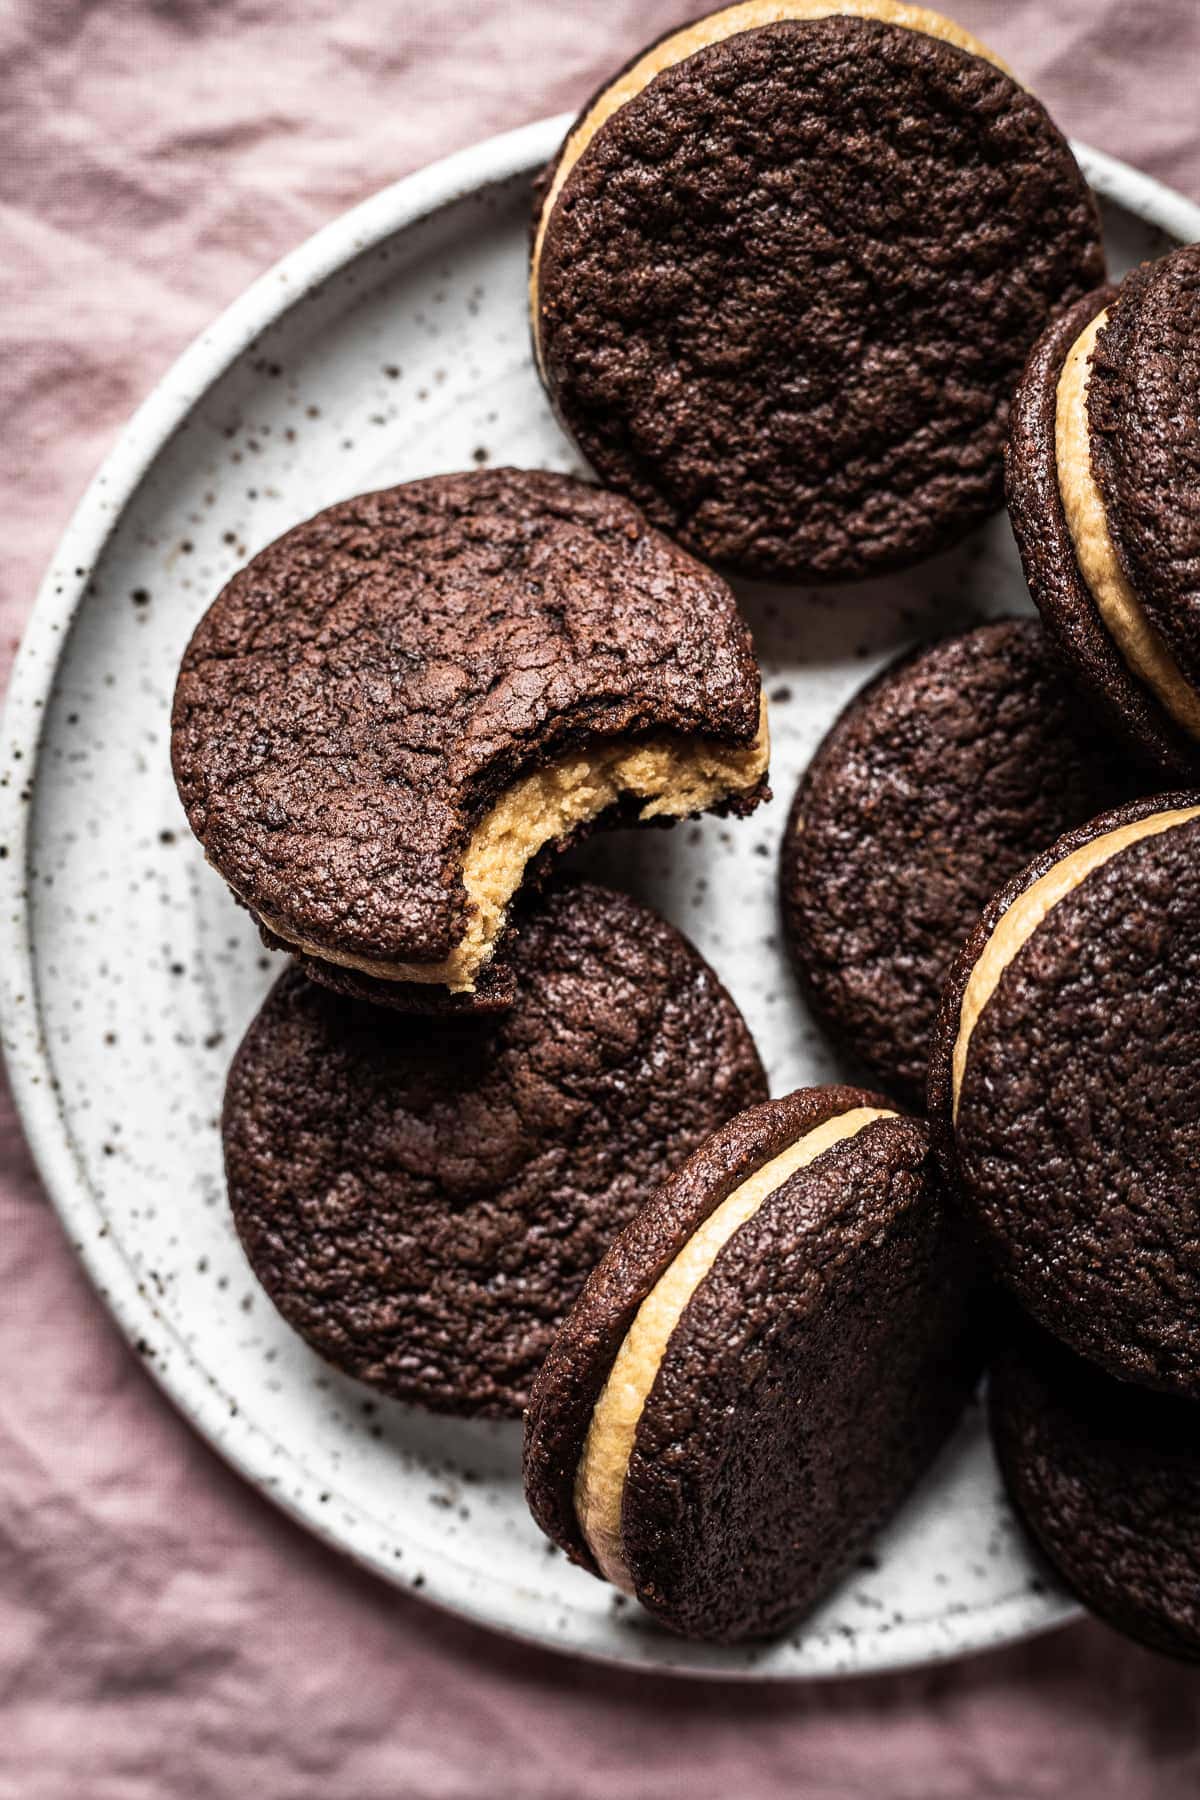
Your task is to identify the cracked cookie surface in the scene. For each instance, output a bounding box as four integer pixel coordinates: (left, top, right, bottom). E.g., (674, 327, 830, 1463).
(222, 881, 767, 1417)
(929, 797, 1200, 1395)
(534, 11, 1103, 581)
(781, 620, 1124, 1107)
(992, 1330, 1200, 1661)
(172, 468, 765, 1004)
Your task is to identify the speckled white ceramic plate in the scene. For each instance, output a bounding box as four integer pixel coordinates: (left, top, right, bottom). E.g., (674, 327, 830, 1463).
(4, 116, 1198, 1680)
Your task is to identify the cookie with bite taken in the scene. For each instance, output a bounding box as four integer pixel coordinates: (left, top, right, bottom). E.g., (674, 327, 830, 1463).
(172, 468, 768, 1010)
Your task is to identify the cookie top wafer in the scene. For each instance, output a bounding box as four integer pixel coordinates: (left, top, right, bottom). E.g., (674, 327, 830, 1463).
(223, 881, 767, 1417)
(172, 468, 767, 1008)
(533, 4, 1103, 581)
(929, 794, 1200, 1395)
(525, 1086, 982, 1642)
(780, 619, 1123, 1107)
(992, 1329, 1200, 1662)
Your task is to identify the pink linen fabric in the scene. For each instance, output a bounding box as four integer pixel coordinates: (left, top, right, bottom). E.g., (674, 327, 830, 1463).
(3, 3, 1200, 1794)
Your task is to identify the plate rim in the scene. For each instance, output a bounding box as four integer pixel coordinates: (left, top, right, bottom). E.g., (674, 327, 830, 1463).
(3, 116, 1196, 1680)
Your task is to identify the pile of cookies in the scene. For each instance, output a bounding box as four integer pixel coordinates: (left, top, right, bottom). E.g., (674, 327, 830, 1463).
(170, 3, 1200, 1655)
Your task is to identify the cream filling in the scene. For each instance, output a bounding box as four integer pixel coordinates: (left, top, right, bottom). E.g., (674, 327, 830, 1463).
(1055, 310, 1200, 741)
(574, 1104, 896, 1593)
(951, 806, 1200, 1118)
(530, 1, 1013, 369)
(252, 699, 769, 991)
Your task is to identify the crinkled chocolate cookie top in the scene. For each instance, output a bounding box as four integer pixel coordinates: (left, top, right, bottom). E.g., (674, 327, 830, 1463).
(526, 1086, 983, 1642)
(781, 619, 1124, 1107)
(172, 468, 764, 982)
(992, 1329, 1200, 1662)
(929, 794, 1200, 1396)
(534, 10, 1103, 581)
(223, 880, 767, 1418)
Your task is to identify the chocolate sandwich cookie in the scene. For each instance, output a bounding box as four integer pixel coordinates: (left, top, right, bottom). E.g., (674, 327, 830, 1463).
(780, 619, 1123, 1108)
(172, 468, 768, 1010)
(929, 794, 1200, 1396)
(524, 1087, 982, 1643)
(1008, 246, 1200, 777)
(991, 1330, 1200, 1663)
(532, 3, 1103, 583)
(223, 881, 767, 1417)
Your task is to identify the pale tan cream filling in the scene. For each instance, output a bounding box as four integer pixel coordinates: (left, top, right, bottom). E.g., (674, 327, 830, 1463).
(254, 699, 769, 991)
(951, 806, 1200, 1119)
(530, 1, 1013, 369)
(1055, 310, 1200, 741)
(574, 1104, 896, 1593)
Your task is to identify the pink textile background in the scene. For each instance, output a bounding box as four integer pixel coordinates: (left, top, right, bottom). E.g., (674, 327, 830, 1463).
(3, 2, 1200, 1793)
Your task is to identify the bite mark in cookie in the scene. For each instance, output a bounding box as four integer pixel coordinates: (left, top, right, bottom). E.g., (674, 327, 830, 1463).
(172, 468, 767, 1006)
(254, 696, 769, 991)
